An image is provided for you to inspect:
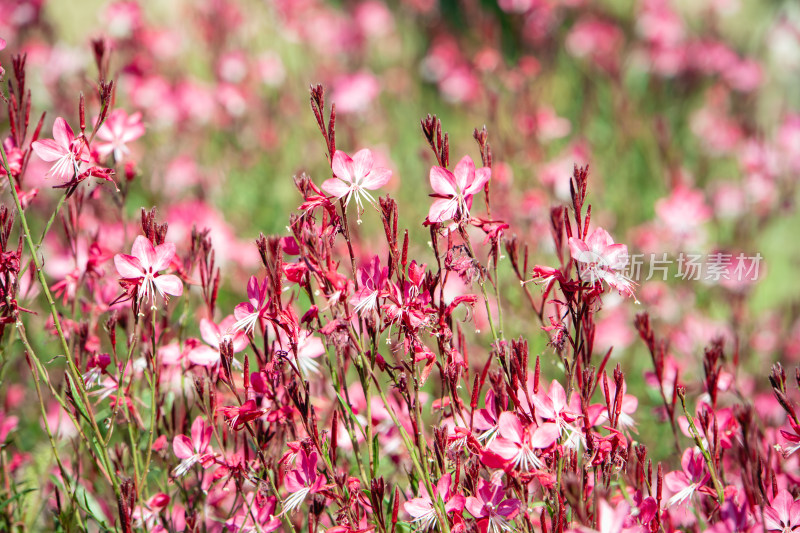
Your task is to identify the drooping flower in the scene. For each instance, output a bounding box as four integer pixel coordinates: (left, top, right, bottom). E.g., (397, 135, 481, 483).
(94, 109, 145, 162)
(31, 117, 91, 181)
(322, 148, 391, 217)
(218, 399, 269, 431)
(569, 227, 636, 299)
(427, 155, 491, 223)
(114, 236, 183, 305)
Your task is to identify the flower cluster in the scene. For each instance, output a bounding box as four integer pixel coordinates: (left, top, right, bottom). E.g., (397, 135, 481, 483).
(0, 1, 798, 532)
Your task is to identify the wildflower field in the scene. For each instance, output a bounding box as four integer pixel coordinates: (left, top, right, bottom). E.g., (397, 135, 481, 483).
(2, 0, 800, 531)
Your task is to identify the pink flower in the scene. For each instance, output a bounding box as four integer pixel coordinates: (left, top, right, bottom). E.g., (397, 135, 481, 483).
(114, 236, 183, 304)
(187, 315, 249, 367)
(94, 109, 145, 162)
(403, 474, 465, 531)
(765, 490, 800, 533)
(233, 276, 269, 334)
(569, 227, 636, 299)
(465, 479, 521, 531)
(350, 255, 388, 314)
(427, 155, 491, 223)
(483, 412, 559, 471)
(779, 420, 800, 457)
(172, 416, 215, 476)
(218, 399, 268, 431)
(331, 71, 380, 114)
(31, 117, 90, 181)
(281, 449, 326, 515)
(322, 148, 392, 215)
(664, 448, 712, 507)
(226, 494, 281, 533)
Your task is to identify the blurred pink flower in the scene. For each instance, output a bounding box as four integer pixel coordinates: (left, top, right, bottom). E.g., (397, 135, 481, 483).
(94, 109, 145, 162)
(331, 71, 380, 114)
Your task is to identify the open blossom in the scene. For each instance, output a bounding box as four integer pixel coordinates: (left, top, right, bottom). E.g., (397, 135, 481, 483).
(465, 479, 521, 533)
(94, 109, 145, 162)
(281, 449, 326, 515)
(233, 276, 269, 334)
(172, 416, 215, 476)
(765, 490, 800, 533)
(569, 227, 636, 299)
(664, 448, 712, 508)
(114, 236, 183, 304)
(403, 473, 465, 531)
(31, 117, 90, 181)
(188, 315, 248, 367)
(483, 412, 559, 471)
(285, 330, 325, 375)
(427, 155, 491, 223)
(322, 148, 391, 216)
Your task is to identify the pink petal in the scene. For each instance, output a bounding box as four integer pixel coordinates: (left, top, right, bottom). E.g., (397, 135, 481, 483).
(351, 148, 374, 180)
(331, 150, 354, 183)
(52, 117, 75, 149)
(465, 496, 486, 519)
(131, 236, 157, 269)
(152, 242, 176, 272)
(154, 274, 183, 297)
(445, 494, 465, 513)
(284, 471, 307, 493)
(497, 412, 524, 443)
(435, 474, 452, 498)
(586, 227, 614, 252)
(360, 167, 392, 190)
(663, 471, 690, 493)
(452, 155, 475, 192)
(497, 499, 521, 518)
(190, 417, 205, 451)
(199, 319, 221, 348)
(31, 139, 66, 162)
(548, 380, 567, 411)
(172, 435, 194, 459)
(464, 167, 491, 196)
(321, 178, 352, 198)
(428, 197, 458, 223)
(429, 166, 457, 196)
(187, 346, 220, 367)
(602, 243, 629, 269)
(403, 498, 433, 518)
(486, 437, 520, 461)
(530, 422, 560, 449)
(568, 237, 590, 262)
(114, 253, 144, 279)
